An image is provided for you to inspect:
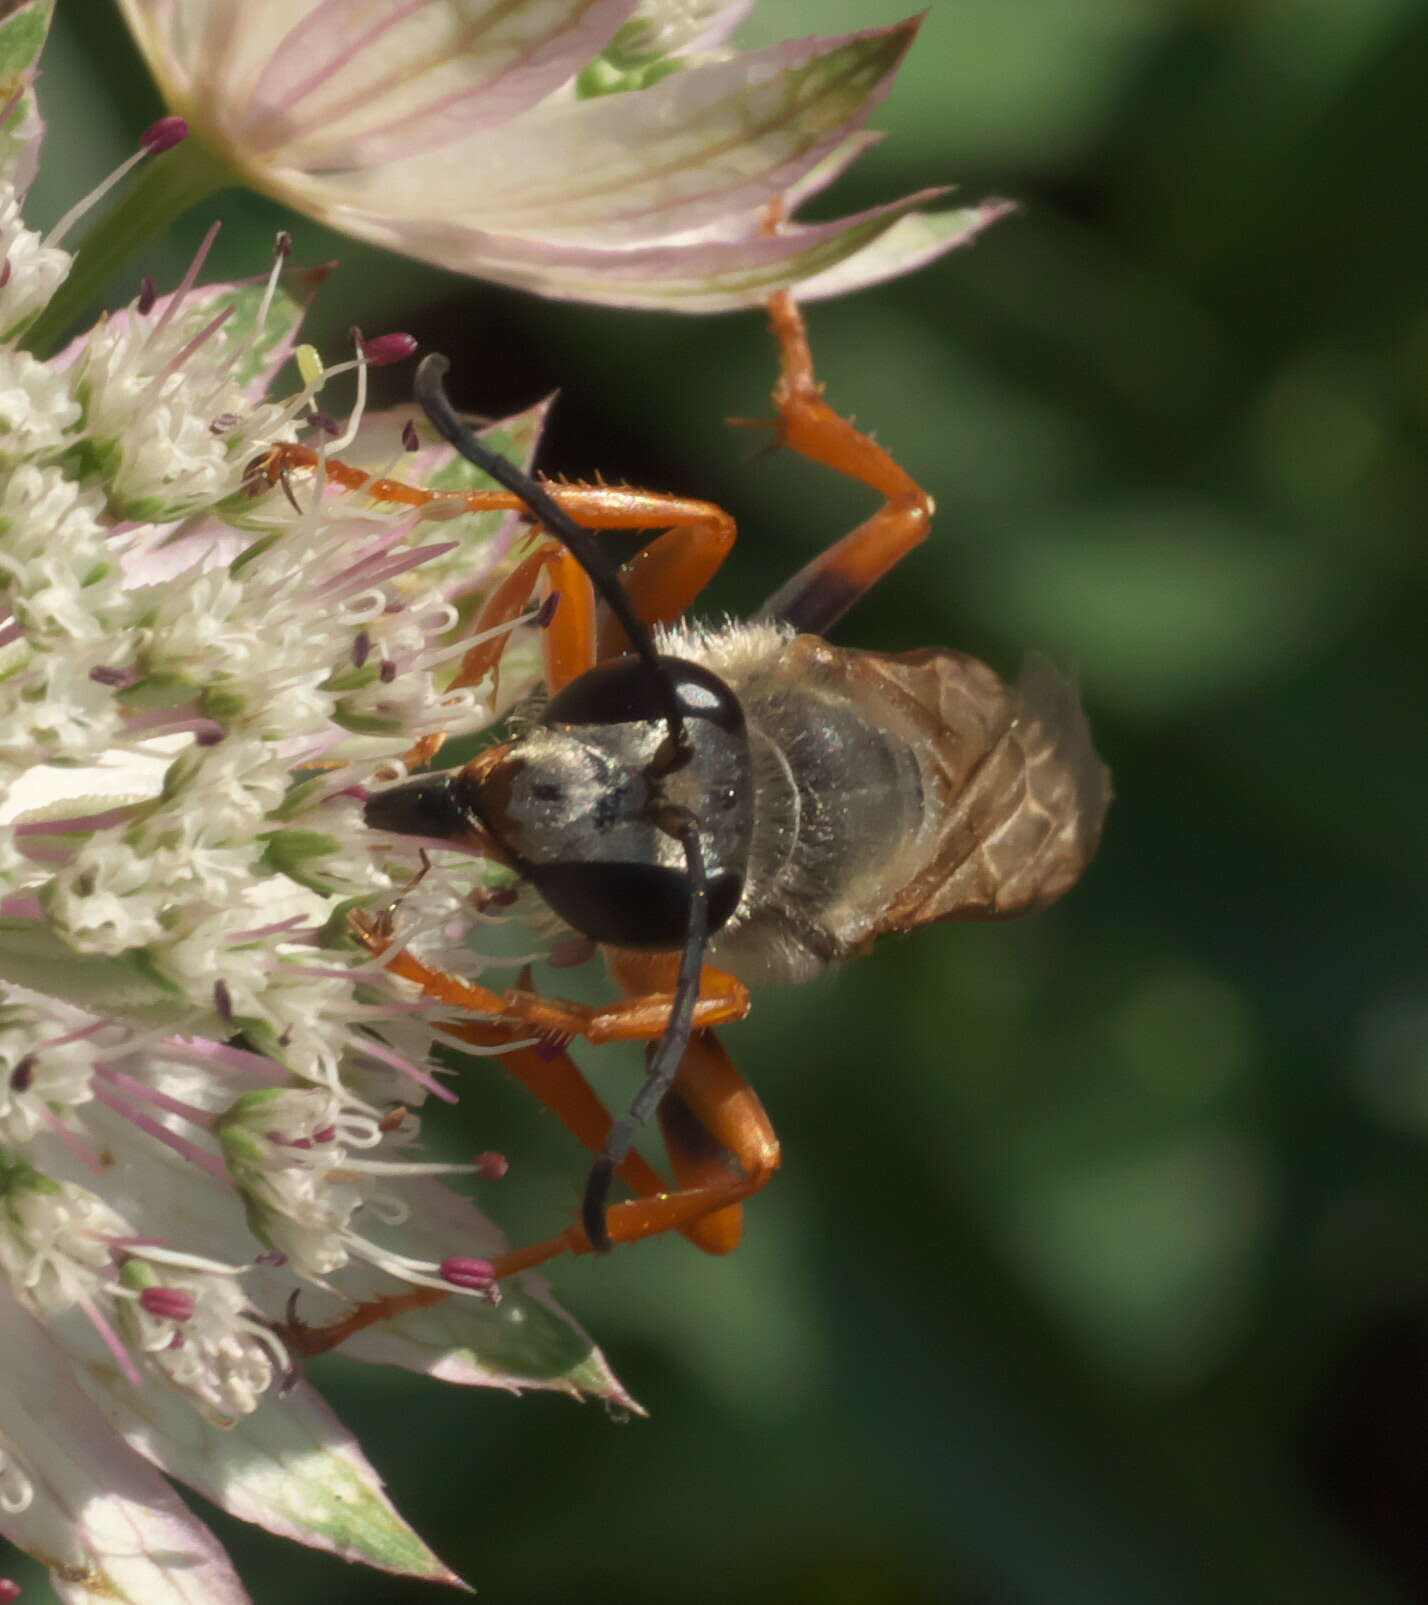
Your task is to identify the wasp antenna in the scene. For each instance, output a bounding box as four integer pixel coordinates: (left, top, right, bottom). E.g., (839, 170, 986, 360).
(414, 354, 688, 754)
(581, 809, 711, 1253)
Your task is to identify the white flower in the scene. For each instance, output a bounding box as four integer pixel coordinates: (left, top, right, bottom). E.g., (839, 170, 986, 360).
(117, 0, 1007, 310)
(0, 7, 634, 1598)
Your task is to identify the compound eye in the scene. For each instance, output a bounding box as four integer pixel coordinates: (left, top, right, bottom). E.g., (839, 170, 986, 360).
(543, 656, 743, 736)
(527, 861, 744, 949)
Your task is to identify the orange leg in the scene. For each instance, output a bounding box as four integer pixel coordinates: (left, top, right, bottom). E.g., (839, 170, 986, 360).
(286, 1027, 780, 1355)
(754, 291, 936, 636)
(253, 445, 735, 688)
(355, 915, 751, 1044)
(440, 1018, 754, 1257)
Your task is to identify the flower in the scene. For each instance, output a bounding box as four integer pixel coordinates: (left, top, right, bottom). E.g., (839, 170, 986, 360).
(116, 0, 1007, 310)
(0, 7, 633, 1598)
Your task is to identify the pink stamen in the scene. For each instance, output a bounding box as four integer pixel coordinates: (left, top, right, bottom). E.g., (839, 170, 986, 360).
(165, 1036, 286, 1081)
(75, 1289, 144, 1389)
(139, 116, 188, 155)
(140, 1285, 195, 1322)
(36, 1104, 105, 1174)
(0, 1574, 21, 1601)
(90, 1085, 229, 1181)
(141, 303, 235, 404)
(440, 1256, 497, 1295)
(473, 1151, 509, 1181)
(144, 220, 221, 349)
(226, 913, 313, 944)
(339, 541, 460, 594)
(96, 1064, 217, 1128)
(360, 332, 417, 367)
(349, 1031, 459, 1103)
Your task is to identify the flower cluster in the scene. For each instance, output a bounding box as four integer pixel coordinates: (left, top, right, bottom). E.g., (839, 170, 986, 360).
(0, 11, 633, 1600)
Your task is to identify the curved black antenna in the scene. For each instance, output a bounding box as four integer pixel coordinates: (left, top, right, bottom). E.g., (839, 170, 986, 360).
(415, 354, 689, 755)
(581, 808, 710, 1252)
(416, 354, 716, 1253)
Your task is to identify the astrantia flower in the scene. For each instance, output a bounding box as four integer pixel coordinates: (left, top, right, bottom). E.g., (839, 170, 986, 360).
(0, 8, 631, 1599)
(114, 0, 1006, 310)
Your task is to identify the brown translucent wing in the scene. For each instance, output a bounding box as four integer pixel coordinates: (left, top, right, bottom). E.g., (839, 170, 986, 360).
(859, 645, 1111, 933)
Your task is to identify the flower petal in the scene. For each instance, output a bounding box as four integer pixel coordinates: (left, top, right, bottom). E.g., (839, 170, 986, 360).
(287, 22, 921, 247)
(321, 1175, 637, 1409)
(795, 198, 1018, 302)
(0, 0, 53, 192)
(227, 0, 638, 170)
(322, 186, 962, 311)
(73, 1359, 462, 1586)
(0, 1291, 251, 1605)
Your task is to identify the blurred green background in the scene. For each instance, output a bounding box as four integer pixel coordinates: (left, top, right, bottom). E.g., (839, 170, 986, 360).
(22, 1, 1428, 1600)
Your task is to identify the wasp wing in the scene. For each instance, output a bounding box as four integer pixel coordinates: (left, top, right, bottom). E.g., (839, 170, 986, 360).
(868, 646, 1111, 933)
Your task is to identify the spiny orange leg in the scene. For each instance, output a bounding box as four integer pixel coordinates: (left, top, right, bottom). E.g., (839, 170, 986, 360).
(441, 1019, 752, 1256)
(354, 916, 751, 1043)
(285, 1028, 780, 1356)
(452, 499, 735, 691)
(253, 444, 735, 690)
(754, 291, 936, 636)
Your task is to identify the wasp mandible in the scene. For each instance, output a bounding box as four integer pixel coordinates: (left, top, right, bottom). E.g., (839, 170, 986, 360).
(271, 293, 1110, 1350)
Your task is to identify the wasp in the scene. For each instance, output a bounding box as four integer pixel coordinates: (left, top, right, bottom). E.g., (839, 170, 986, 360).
(273, 294, 1110, 1350)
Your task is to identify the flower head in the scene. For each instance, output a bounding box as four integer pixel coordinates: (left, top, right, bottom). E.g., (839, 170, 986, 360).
(117, 0, 1006, 310)
(0, 7, 632, 1597)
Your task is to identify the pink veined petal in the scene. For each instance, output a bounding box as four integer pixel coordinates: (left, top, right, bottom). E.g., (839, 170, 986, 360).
(233, 0, 638, 169)
(283, 22, 922, 249)
(795, 199, 1018, 303)
(317, 186, 959, 312)
(679, 0, 757, 56)
(72, 1360, 463, 1585)
(319, 1174, 636, 1410)
(0, 1291, 251, 1605)
(0, 0, 55, 193)
(113, 0, 245, 105)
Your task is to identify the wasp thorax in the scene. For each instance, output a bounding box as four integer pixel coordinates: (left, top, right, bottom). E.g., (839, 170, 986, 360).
(475, 657, 753, 949)
(364, 658, 755, 950)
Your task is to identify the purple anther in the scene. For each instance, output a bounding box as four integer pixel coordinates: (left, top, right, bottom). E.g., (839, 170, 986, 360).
(352, 630, 371, 668)
(139, 116, 189, 155)
(401, 419, 420, 452)
(274, 230, 293, 258)
(440, 1256, 497, 1293)
(473, 1151, 509, 1181)
(310, 411, 341, 437)
(136, 275, 157, 314)
(209, 412, 239, 435)
(533, 591, 560, 630)
(213, 978, 233, 1021)
(254, 1249, 288, 1268)
(379, 660, 397, 683)
(0, 1574, 22, 1601)
(89, 665, 139, 688)
(9, 1055, 35, 1092)
(140, 1286, 195, 1322)
(0, 258, 12, 289)
(311, 1125, 337, 1144)
(361, 332, 418, 367)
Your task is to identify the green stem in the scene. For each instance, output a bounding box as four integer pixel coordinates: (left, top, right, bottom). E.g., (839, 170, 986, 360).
(22, 138, 233, 358)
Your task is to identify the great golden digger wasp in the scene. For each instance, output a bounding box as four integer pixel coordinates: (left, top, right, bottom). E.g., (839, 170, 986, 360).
(267, 293, 1110, 1352)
